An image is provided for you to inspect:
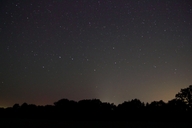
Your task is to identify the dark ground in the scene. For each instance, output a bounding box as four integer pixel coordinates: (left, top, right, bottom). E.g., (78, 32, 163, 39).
(0, 119, 191, 128)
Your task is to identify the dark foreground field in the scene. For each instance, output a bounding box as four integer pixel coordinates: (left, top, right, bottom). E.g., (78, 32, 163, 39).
(0, 119, 191, 128)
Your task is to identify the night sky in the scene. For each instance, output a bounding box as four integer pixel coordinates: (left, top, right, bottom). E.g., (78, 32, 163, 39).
(1, 0, 192, 107)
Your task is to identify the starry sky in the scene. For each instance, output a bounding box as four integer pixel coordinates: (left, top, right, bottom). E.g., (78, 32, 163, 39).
(1, 0, 192, 107)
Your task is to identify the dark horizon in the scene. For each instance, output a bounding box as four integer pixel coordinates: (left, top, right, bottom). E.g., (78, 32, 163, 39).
(0, 86, 184, 108)
(1, 85, 191, 109)
(0, 85, 192, 122)
(0, 85, 191, 128)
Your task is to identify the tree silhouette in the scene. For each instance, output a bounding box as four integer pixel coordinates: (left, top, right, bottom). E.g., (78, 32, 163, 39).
(54, 98, 77, 119)
(13, 104, 20, 109)
(175, 85, 192, 110)
(116, 99, 145, 120)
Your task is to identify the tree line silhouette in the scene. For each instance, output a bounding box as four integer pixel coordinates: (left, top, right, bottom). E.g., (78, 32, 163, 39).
(1, 85, 192, 121)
